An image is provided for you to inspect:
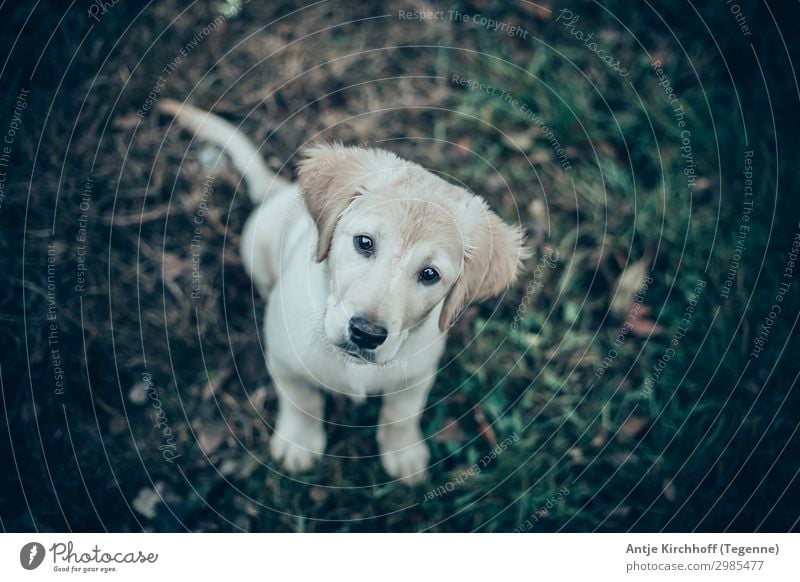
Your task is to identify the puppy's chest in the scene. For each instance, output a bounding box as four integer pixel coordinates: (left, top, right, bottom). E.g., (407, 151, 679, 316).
(316, 358, 408, 402)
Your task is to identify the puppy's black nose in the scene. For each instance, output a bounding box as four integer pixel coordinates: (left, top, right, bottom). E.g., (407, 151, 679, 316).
(349, 317, 388, 350)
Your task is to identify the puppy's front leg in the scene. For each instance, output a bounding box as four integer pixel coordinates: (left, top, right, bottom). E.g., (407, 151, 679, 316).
(377, 378, 433, 485)
(269, 371, 326, 473)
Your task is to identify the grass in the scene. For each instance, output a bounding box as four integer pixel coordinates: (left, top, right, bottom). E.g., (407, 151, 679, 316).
(1, 0, 798, 532)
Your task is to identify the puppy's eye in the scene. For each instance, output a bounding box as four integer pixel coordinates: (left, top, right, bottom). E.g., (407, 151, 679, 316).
(419, 267, 440, 285)
(354, 235, 374, 256)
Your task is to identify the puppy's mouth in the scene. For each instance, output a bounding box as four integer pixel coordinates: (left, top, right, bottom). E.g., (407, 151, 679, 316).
(337, 342, 377, 363)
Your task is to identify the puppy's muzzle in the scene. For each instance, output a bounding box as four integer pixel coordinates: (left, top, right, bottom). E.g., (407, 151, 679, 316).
(348, 316, 388, 350)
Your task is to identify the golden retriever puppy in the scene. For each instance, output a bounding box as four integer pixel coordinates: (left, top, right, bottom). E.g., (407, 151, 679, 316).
(159, 100, 528, 484)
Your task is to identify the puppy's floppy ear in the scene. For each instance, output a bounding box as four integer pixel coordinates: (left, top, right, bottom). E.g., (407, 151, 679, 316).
(439, 197, 530, 331)
(297, 143, 404, 262)
(297, 143, 360, 262)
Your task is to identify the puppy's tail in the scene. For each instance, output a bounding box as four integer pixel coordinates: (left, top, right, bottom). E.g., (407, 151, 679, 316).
(158, 99, 290, 204)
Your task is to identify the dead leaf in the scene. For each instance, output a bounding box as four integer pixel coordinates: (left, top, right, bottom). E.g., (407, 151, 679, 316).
(501, 129, 537, 151)
(627, 305, 663, 337)
(309, 487, 328, 503)
(591, 430, 607, 447)
(198, 422, 227, 455)
(433, 418, 466, 443)
(567, 447, 584, 463)
(519, 1, 553, 20)
(202, 367, 232, 400)
(159, 251, 186, 283)
(528, 198, 547, 227)
(128, 380, 149, 405)
(248, 386, 268, 410)
(694, 177, 714, 192)
(618, 417, 648, 442)
(113, 113, 142, 129)
(219, 458, 238, 477)
(473, 405, 498, 447)
(132, 483, 164, 519)
(530, 149, 552, 164)
(662, 479, 677, 502)
(454, 137, 472, 159)
(610, 259, 649, 318)
(609, 506, 632, 519)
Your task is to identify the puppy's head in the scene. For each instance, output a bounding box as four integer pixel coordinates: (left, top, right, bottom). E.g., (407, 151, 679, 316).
(298, 143, 528, 363)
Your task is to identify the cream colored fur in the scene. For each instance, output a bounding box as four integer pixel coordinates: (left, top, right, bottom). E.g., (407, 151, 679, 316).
(159, 99, 528, 484)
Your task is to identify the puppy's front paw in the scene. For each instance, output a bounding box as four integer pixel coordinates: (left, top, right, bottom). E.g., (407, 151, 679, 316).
(270, 429, 326, 473)
(379, 439, 430, 486)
